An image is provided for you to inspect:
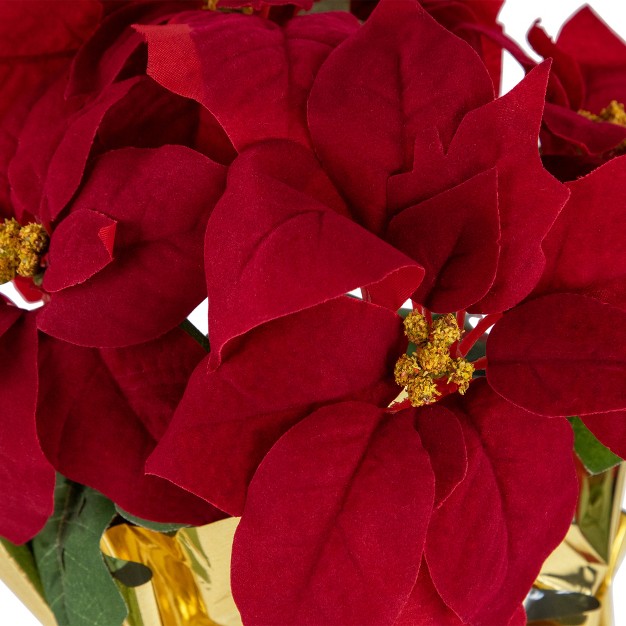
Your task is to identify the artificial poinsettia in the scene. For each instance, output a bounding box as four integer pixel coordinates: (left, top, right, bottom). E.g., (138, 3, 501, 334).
(0, 0, 230, 542)
(139, 0, 567, 368)
(487, 154, 626, 459)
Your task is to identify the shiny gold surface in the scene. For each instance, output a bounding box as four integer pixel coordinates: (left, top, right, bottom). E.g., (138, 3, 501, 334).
(100, 518, 242, 626)
(530, 463, 626, 625)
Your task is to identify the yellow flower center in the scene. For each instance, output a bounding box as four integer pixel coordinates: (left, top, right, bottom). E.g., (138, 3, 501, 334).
(579, 100, 626, 127)
(394, 311, 474, 407)
(0, 219, 48, 285)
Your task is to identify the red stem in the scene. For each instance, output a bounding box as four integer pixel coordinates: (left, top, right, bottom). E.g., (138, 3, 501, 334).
(458, 313, 503, 357)
(472, 356, 487, 370)
(456, 310, 466, 329)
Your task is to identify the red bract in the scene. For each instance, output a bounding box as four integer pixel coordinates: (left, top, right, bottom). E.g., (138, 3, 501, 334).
(488, 156, 626, 457)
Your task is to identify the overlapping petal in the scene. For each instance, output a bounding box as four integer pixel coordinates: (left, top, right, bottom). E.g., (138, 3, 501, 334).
(231, 403, 434, 626)
(38, 145, 226, 347)
(147, 297, 404, 515)
(0, 307, 54, 544)
(35, 327, 222, 525)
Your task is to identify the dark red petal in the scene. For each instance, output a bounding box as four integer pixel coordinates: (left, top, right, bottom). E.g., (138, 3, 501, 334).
(413, 405, 467, 509)
(581, 410, 626, 460)
(232, 403, 434, 626)
(218, 0, 313, 8)
(426, 380, 577, 626)
(147, 297, 404, 515)
(44, 210, 116, 292)
(387, 169, 500, 313)
(205, 141, 423, 365)
(394, 560, 463, 626)
(308, 0, 493, 234)
(557, 7, 626, 113)
(0, 309, 54, 543)
(138, 11, 358, 150)
(390, 62, 569, 313)
(536, 157, 626, 310)
(36, 328, 222, 525)
(37, 146, 226, 348)
(488, 293, 626, 416)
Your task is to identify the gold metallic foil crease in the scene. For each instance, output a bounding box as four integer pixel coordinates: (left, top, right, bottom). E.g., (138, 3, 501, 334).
(531, 463, 626, 625)
(100, 517, 242, 626)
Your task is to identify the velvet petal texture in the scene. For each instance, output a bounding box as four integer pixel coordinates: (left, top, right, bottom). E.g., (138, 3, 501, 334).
(0, 307, 54, 544)
(580, 410, 626, 460)
(487, 294, 626, 417)
(308, 0, 494, 235)
(205, 141, 423, 364)
(425, 381, 578, 626)
(388, 63, 569, 313)
(35, 328, 222, 526)
(231, 403, 434, 626)
(536, 157, 626, 310)
(38, 146, 226, 348)
(138, 10, 359, 150)
(147, 297, 405, 515)
(386, 168, 500, 312)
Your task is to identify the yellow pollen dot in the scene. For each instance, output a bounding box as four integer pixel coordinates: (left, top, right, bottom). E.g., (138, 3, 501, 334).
(394, 353, 419, 387)
(0, 219, 48, 284)
(447, 358, 475, 395)
(579, 100, 626, 127)
(415, 343, 451, 376)
(430, 313, 462, 348)
(403, 310, 430, 345)
(406, 374, 441, 407)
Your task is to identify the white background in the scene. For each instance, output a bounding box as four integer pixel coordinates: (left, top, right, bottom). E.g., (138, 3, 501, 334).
(2, 0, 626, 623)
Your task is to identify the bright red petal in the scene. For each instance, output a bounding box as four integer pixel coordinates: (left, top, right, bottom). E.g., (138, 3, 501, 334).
(488, 293, 626, 416)
(581, 410, 626, 460)
(387, 169, 500, 312)
(536, 157, 626, 310)
(205, 141, 423, 364)
(138, 11, 358, 150)
(425, 380, 577, 626)
(36, 328, 222, 525)
(0, 308, 54, 543)
(308, 0, 493, 234)
(147, 297, 405, 515)
(231, 403, 434, 626)
(38, 146, 226, 348)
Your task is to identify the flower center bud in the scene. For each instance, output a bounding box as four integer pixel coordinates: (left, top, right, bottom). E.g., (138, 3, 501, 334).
(394, 311, 474, 407)
(579, 101, 626, 127)
(0, 219, 49, 285)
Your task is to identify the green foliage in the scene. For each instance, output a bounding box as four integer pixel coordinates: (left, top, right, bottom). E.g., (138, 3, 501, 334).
(570, 417, 623, 475)
(115, 506, 189, 534)
(32, 476, 127, 626)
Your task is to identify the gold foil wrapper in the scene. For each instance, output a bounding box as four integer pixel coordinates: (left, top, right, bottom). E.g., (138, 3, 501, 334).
(527, 462, 626, 625)
(100, 517, 242, 626)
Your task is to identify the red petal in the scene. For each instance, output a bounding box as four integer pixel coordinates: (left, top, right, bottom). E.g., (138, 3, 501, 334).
(147, 297, 404, 515)
(413, 405, 467, 509)
(425, 380, 577, 626)
(389, 63, 569, 313)
(138, 11, 358, 150)
(488, 293, 626, 416)
(205, 141, 423, 365)
(231, 403, 434, 626)
(308, 0, 493, 234)
(581, 410, 626, 460)
(387, 169, 500, 312)
(0, 309, 54, 543)
(36, 328, 222, 525)
(44, 210, 116, 292)
(37, 146, 226, 347)
(536, 157, 626, 310)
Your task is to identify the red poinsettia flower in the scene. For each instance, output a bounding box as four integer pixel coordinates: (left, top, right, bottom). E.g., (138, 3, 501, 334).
(0, 0, 229, 542)
(487, 155, 626, 459)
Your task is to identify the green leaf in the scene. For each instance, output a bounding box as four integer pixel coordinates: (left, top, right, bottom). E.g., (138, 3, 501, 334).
(114, 506, 189, 534)
(570, 417, 623, 475)
(32, 476, 127, 626)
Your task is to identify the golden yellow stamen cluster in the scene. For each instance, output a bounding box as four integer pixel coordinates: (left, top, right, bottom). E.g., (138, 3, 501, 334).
(0, 219, 48, 284)
(579, 100, 626, 126)
(394, 311, 474, 407)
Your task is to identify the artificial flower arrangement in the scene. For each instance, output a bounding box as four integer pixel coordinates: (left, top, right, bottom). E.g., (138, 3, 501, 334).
(0, 0, 625, 624)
